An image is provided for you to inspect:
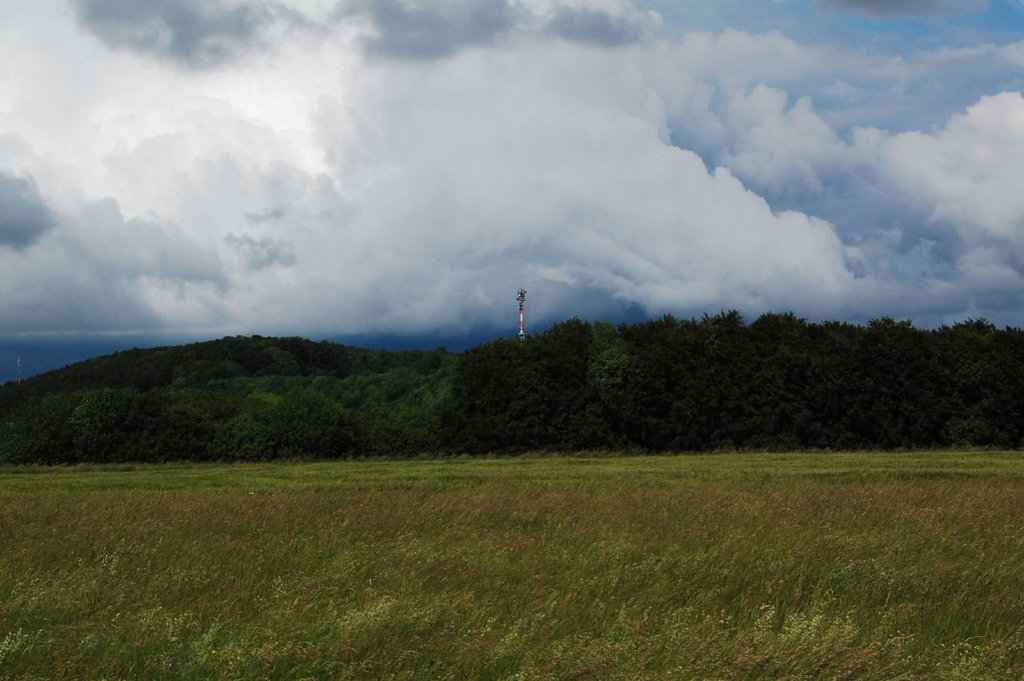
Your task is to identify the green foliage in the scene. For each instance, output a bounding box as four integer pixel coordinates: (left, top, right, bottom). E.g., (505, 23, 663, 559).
(3, 313, 1024, 463)
(0, 393, 78, 464)
(211, 389, 360, 461)
(366, 403, 441, 456)
(139, 397, 219, 462)
(446, 311, 1024, 454)
(445, 318, 602, 453)
(68, 388, 147, 463)
(0, 337, 453, 463)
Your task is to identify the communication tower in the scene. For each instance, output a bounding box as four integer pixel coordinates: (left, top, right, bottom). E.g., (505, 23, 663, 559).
(16, 356, 22, 383)
(516, 289, 527, 341)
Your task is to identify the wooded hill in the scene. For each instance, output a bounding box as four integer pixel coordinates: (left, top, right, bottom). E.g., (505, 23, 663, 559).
(2, 312, 1023, 463)
(0, 336, 455, 463)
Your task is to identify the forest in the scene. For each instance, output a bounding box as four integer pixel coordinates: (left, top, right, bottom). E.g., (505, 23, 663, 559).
(1, 311, 1023, 463)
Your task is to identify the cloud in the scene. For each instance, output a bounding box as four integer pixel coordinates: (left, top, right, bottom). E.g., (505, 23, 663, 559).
(70, 0, 275, 67)
(877, 92, 1024, 240)
(224, 233, 297, 270)
(344, 0, 660, 60)
(702, 84, 1024, 318)
(346, 0, 519, 60)
(299, 41, 857, 333)
(868, 91, 1024, 297)
(816, 0, 985, 16)
(0, 173, 57, 250)
(6, 0, 1024, 346)
(0, 194, 228, 336)
(545, 4, 653, 46)
(718, 85, 846, 196)
(245, 206, 286, 223)
(75, 198, 226, 285)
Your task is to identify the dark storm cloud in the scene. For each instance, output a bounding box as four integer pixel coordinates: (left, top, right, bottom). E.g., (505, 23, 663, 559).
(348, 0, 518, 60)
(546, 6, 645, 46)
(71, 0, 273, 68)
(0, 173, 57, 250)
(817, 0, 983, 16)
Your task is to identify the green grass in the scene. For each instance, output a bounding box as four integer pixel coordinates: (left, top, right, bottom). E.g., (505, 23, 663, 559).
(2, 452, 1024, 679)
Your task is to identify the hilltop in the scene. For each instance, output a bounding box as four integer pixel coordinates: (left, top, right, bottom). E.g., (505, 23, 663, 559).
(0, 335, 455, 463)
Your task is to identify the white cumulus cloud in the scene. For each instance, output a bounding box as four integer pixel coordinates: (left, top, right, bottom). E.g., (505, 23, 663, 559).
(2, 0, 1024, 349)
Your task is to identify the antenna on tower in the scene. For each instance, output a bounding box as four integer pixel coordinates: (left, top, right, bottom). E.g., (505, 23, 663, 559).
(516, 289, 527, 341)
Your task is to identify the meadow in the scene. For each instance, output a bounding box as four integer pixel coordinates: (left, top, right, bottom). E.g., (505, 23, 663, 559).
(1, 451, 1023, 680)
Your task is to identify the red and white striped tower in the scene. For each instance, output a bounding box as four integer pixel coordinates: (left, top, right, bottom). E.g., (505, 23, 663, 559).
(516, 289, 527, 341)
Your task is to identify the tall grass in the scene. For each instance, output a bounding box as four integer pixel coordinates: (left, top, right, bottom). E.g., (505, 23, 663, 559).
(1, 452, 1023, 679)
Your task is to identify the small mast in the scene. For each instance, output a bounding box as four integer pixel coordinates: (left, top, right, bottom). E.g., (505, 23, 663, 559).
(516, 289, 527, 341)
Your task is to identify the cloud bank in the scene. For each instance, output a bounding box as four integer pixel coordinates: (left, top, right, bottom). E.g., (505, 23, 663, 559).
(2, 0, 1024, 351)
(817, 0, 983, 16)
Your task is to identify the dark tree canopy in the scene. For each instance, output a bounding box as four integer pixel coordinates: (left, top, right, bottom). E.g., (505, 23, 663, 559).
(443, 313, 1024, 454)
(2, 316, 1024, 463)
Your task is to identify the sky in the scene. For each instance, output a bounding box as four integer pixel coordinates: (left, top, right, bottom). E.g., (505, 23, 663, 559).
(2, 0, 1024, 380)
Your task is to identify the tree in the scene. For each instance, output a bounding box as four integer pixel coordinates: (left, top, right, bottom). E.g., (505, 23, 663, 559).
(0, 393, 79, 464)
(747, 312, 814, 449)
(68, 388, 145, 463)
(212, 388, 359, 460)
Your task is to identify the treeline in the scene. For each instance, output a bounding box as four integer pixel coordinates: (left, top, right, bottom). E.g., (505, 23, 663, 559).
(0, 337, 454, 463)
(445, 313, 1024, 452)
(2, 313, 1024, 463)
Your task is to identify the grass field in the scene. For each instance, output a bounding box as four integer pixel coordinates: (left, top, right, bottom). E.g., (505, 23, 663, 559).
(1, 452, 1023, 679)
